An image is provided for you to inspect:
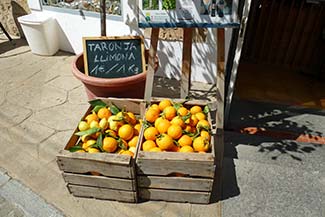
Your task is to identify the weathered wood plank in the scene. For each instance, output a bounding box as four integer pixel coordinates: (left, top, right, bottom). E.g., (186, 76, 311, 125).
(137, 151, 214, 162)
(97, 97, 145, 115)
(144, 28, 160, 101)
(63, 173, 135, 191)
(138, 176, 213, 192)
(68, 184, 137, 203)
(216, 28, 225, 130)
(57, 152, 133, 179)
(139, 188, 211, 204)
(137, 159, 215, 178)
(180, 28, 193, 98)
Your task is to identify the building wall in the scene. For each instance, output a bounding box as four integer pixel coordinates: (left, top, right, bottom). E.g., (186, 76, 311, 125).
(25, 0, 232, 84)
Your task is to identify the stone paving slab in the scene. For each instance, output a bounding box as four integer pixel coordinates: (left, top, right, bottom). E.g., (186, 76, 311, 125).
(222, 157, 325, 217)
(0, 169, 64, 217)
(224, 131, 325, 174)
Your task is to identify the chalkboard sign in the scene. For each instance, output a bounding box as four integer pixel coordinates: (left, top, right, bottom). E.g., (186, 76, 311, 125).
(83, 36, 146, 78)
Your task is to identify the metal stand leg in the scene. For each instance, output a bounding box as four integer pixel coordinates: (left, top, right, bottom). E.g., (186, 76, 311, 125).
(0, 22, 13, 41)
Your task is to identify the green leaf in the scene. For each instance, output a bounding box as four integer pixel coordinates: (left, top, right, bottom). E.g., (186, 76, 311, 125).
(203, 105, 210, 114)
(75, 127, 100, 136)
(92, 105, 105, 113)
(118, 139, 128, 150)
(181, 113, 191, 122)
(88, 99, 107, 107)
(96, 133, 104, 152)
(142, 120, 152, 129)
(69, 146, 84, 152)
(173, 103, 183, 111)
(110, 103, 120, 115)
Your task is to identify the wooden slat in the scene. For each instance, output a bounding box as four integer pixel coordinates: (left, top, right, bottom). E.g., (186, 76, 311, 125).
(57, 151, 134, 179)
(216, 28, 225, 130)
(63, 172, 135, 191)
(180, 28, 193, 98)
(302, 5, 324, 68)
(138, 176, 213, 192)
(284, 0, 305, 66)
(258, 0, 277, 62)
(136, 159, 215, 178)
(292, 3, 314, 67)
(139, 188, 211, 204)
(68, 184, 137, 203)
(266, 0, 286, 63)
(97, 97, 144, 115)
(137, 150, 214, 162)
(276, 0, 299, 65)
(144, 28, 160, 101)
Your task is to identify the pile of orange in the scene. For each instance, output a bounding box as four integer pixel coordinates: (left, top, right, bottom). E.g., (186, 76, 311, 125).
(142, 99, 211, 153)
(71, 104, 141, 158)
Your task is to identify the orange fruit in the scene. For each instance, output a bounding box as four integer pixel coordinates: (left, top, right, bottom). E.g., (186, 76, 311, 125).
(145, 108, 160, 123)
(88, 148, 100, 153)
(127, 112, 137, 125)
(128, 136, 139, 147)
(85, 113, 99, 124)
(193, 136, 210, 152)
(179, 146, 194, 153)
(185, 115, 199, 127)
(195, 112, 206, 121)
(169, 144, 180, 152)
(120, 139, 129, 150)
(105, 129, 117, 137)
(128, 147, 137, 153)
(150, 104, 160, 113)
(120, 150, 134, 158)
(134, 123, 141, 136)
(78, 121, 89, 131)
(82, 139, 96, 151)
(163, 106, 177, 121)
(167, 124, 183, 139)
(200, 130, 211, 141)
(118, 124, 134, 141)
(99, 118, 108, 130)
(142, 140, 157, 151)
(76, 149, 86, 153)
(158, 99, 172, 111)
(149, 147, 162, 152)
(190, 105, 202, 114)
(97, 107, 111, 119)
(154, 116, 164, 129)
(197, 119, 210, 129)
(103, 137, 118, 153)
(89, 120, 99, 129)
(177, 107, 189, 116)
(170, 116, 185, 128)
(156, 119, 171, 134)
(144, 127, 159, 140)
(156, 134, 174, 150)
(178, 135, 193, 147)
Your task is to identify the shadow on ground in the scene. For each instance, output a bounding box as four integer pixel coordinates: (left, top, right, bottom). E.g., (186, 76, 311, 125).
(0, 38, 28, 56)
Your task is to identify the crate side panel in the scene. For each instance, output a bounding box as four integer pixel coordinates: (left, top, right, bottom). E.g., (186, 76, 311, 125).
(57, 156, 133, 179)
(137, 159, 215, 178)
(138, 176, 213, 192)
(63, 173, 135, 191)
(68, 184, 136, 203)
(139, 188, 211, 204)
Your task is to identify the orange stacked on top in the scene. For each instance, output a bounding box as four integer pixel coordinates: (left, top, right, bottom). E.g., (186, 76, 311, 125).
(142, 99, 212, 153)
(71, 103, 142, 158)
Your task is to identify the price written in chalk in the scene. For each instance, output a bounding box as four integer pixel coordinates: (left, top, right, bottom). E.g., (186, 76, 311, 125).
(83, 36, 145, 78)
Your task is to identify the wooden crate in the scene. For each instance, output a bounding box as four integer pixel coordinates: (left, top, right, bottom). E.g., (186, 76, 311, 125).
(136, 98, 217, 204)
(57, 98, 146, 203)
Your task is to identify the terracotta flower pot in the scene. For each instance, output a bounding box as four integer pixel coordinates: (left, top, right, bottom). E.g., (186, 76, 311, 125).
(72, 50, 158, 100)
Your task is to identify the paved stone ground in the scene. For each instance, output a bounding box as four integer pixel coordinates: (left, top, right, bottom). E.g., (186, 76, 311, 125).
(1, 35, 325, 217)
